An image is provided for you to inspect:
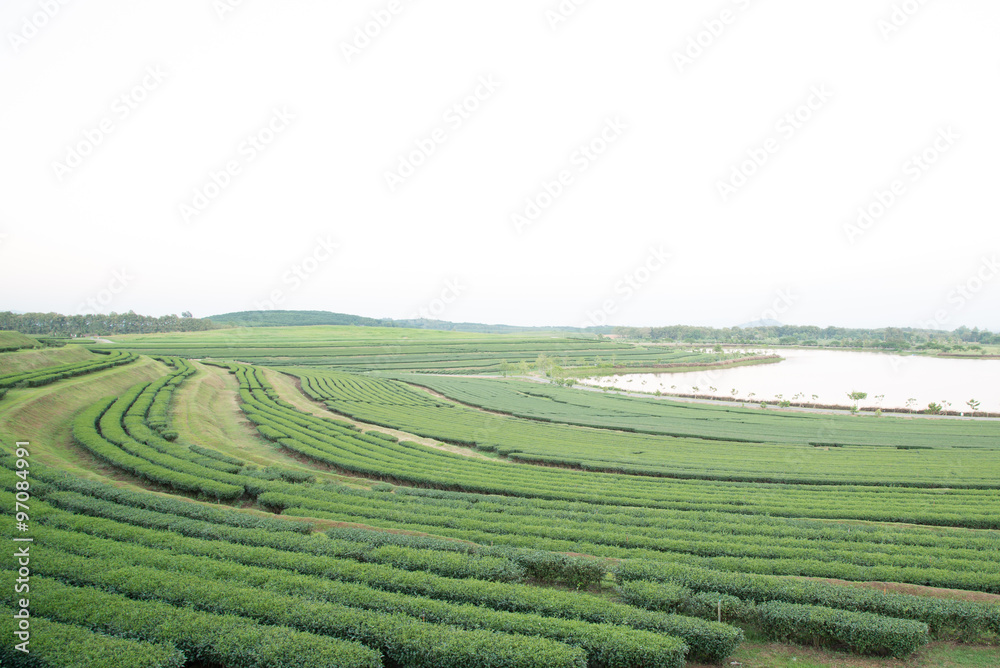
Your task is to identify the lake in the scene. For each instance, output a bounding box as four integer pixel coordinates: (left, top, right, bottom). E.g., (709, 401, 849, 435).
(581, 348, 1000, 413)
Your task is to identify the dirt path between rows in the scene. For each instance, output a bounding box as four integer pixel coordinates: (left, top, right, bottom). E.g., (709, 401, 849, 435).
(262, 369, 497, 461)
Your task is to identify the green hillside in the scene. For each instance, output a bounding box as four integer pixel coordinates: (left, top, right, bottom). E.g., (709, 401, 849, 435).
(0, 330, 41, 352)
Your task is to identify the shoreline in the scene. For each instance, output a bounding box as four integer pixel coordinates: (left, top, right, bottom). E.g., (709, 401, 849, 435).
(642, 341, 1000, 361)
(575, 346, 1000, 419)
(564, 354, 782, 378)
(571, 383, 1000, 420)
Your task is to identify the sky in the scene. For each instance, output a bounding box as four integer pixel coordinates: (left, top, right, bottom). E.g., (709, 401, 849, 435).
(1, 0, 998, 331)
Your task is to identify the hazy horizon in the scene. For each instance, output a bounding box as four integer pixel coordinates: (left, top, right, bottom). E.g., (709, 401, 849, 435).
(2, 307, 991, 337)
(2, 1, 998, 331)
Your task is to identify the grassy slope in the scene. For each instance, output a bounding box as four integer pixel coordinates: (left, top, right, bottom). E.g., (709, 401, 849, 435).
(0, 330, 41, 351)
(169, 362, 366, 486)
(0, 355, 168, 479)
(0, 344, 92, 376)
(268, 368, 499, 461)
(168, 362, 459, 530)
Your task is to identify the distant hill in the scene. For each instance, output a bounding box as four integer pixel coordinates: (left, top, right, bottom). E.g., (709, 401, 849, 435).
(206, 310, 393, 328)
(388, 317, 609, 335)
(206, 310, 611, 335)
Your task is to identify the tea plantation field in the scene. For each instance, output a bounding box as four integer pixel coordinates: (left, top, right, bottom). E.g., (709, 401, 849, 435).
(1, 326, 997, 667)
(86, 325, 753, 373)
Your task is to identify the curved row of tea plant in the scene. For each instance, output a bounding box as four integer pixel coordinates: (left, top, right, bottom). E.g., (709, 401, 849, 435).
(324, 525, 1000, 641)
(23, 543, 592, 668)
(6, 451, 983, 664)
(9, 478, 740, 665)
(232, 367, 1000, 530)
(3, 452, 674, 605)
(27, 463, 311, 533)
(269, 485, 1000, 579)
(616, 580, 930, 658)
(327, 526, 606, 589)
(612, 560, 1000, 638)
(15, 477, 996, 662)
(13, 577, 382, 668)
(400, 375, 1000, 450)
(270, 487, 1000, 593)
(73, 395, 246, 500)
(0, 610, 186, 668)
(153, 364, 1000, 593)
(70, 358, 317, 501)
(98, 332, 721, 372)
(9, 353, 992, 664)
(290, 370, 1000, 488)
(1, 464, 744, 667)
(48, 462, 999, 597)
(208, 365, 1000, 592)
(33, 527, 691, 668)
(0, 348, 136, 390)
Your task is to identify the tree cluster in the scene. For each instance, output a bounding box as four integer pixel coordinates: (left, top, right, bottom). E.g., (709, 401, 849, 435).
(0, 311, 214, 337)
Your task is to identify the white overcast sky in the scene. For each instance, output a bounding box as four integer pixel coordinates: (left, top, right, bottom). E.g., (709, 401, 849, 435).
(1, 0, 998, 330)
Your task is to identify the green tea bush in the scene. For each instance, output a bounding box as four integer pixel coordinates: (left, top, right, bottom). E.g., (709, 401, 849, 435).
(755, 600, 929, 657)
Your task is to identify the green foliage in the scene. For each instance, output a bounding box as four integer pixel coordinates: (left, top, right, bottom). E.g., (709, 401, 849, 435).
(73, 395, 245, 500)
(278, 485, 1000, 591)
(327, 527, 607, 588)
(754, 600, 929, 657)
(103, 327, 726, 373)
(618, 579, 692, 613)
(613, 323, 1000, 347)
(0, 330, 42, 352)
(23, 463, 311, 533)
(613, 560, 1000, 638)
(0, 310, 215, 336)
(258, 371, 1000, 542)
(34, 525, 686, 668)
(3, 468, 735, 666)
(207, 309, 393, 328)
(30, 545, 588, 668)
(680, 590, 756, 623)
(5, 337, 998, 666)
(617, 577, 931, 657)
(0, 349, 137, 390)
(323, 372, 1000, 488)
(0, 611, 186, 668)
(245, 466, 316, 484)
(22, 578, 380, 668)
(499, 549, 606, 589)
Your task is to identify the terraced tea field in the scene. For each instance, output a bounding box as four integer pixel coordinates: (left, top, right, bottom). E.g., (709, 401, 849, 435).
(333, 373, 1000, 487)
(1, 326, 998, 667)
(88, 326, 751, 373)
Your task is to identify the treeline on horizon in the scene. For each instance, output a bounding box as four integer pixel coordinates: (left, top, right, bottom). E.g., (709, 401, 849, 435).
(0, 310, 609, 337)
(208, 310, 609, 334)
(613, 324, 1000, 348)
(0, 311, 215, 337)
(1, 309, 996, 346)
